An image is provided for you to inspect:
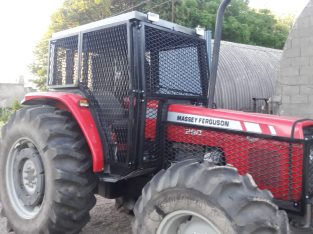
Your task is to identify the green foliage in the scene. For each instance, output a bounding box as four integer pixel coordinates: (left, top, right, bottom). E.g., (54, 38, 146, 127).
(12, 100, 22, 113)
(30, 0, 294, 90)
(0, 108, 11, 123)
(0, 100, 22, 123)
(140, 0, 293, 49)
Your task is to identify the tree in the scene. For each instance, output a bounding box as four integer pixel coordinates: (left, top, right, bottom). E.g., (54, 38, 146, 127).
(140, 0, 292, 48)
(31, 0, 293, 90)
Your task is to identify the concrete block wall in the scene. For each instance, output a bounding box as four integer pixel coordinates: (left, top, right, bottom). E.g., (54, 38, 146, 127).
(275, 0, 313, 117)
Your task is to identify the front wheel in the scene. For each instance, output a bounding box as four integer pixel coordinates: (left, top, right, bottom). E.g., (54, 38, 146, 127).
(133, 160, 289, 234)
(0, 106, 97, 234)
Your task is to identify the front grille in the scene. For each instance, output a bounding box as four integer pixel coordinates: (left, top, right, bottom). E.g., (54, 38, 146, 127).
(81, 24, 130, 164)
(163, 123, 304, 202)
(144, 26, 208, 97)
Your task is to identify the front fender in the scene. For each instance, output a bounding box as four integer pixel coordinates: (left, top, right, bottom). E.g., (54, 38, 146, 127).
(22, 92, 104, 172)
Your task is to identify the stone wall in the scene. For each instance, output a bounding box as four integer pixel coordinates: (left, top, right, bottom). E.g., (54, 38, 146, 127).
(275, 0, 313, 117)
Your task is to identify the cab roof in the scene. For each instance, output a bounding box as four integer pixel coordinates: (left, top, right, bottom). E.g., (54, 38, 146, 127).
(52, 11, 198, 39)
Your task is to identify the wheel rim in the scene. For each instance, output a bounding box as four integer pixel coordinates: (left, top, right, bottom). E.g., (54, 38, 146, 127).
(157, 210, 222, 234)
(6, 138, 45, 219)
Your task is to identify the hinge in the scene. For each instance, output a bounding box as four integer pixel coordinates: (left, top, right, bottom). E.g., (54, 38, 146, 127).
(132, 89, 145, 101)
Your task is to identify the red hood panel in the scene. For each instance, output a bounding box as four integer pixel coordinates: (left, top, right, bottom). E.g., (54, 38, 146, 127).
(167, 104, 313, 139)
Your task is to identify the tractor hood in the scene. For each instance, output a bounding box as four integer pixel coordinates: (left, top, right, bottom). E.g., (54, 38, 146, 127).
(167, 104, 313, 140)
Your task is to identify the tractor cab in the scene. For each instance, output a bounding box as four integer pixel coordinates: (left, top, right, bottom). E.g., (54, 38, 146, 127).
(47, 11, 209, 176)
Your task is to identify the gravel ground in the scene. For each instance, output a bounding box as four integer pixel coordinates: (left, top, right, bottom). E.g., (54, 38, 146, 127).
(0, 196, 312, 234)
(0, 196, 133, 234)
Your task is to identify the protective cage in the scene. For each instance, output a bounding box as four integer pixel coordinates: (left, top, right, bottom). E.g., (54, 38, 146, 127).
(47, 17, 209, 175)
(48, 22, 135, 174)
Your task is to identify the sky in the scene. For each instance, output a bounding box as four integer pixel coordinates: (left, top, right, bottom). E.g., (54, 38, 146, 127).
(0, 0, 64, 84)
(249, 0, 310, 16)
(0, 0, 311, 84)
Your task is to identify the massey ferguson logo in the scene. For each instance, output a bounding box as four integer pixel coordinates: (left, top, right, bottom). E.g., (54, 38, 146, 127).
(167, 112, 243, 131)
(177, 115, 230, 127)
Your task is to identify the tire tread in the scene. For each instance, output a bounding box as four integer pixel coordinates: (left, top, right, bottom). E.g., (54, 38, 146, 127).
(133, 161, 289, 234)
(0, 105, 97, 234)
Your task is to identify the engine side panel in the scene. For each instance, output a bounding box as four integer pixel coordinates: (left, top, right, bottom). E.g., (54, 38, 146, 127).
(166, 124, 304, 201)
(167, 104, 313, 140)
(142, 102, 309, 202)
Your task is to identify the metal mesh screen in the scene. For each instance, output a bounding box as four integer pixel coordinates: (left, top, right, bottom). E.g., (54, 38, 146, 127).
(48, 36, 79, 86)
(81, 24, 130, 164)
(161, 123, 304, 202)
(143, 99, 159, 161)
(303, 127, 313, 198)
(308, 148, 313, 197)
(144, 26, 208, 97)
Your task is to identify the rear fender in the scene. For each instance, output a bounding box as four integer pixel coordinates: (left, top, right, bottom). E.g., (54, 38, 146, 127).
(22, 92, 104, 172)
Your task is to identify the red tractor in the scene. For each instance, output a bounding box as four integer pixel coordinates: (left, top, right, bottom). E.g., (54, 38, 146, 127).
(1, 1, 312, 233)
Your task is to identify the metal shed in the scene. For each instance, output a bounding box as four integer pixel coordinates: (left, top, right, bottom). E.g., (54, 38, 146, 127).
(214, 41, 282, 112)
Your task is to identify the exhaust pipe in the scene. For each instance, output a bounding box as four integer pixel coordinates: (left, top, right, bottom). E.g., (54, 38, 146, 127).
(208, 0, 231, 108)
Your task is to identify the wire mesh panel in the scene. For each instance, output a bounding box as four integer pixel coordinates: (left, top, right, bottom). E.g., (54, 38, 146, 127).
(302, 127, 313, 199)
(164, 123, 304, 202)
(144, 25, 209, 97)
(143, 99, 159, 162)
(81, 24, 130, 164)
(305, 143, 313, 199)
(142, 26, 209, 163)
(48, 36, 79, 86)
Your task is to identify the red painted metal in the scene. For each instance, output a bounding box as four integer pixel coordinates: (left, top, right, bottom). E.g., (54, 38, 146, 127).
(145, 100, 159, 140)
(166, 123, 304, 201)
(144, 103, 312, 201)
(168, 104, 313, 139)
(22, 92, 104, 172)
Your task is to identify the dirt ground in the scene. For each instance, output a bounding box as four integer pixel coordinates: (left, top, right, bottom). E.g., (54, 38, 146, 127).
(0, 195, 312, 234)
(0, 196, 133, 234)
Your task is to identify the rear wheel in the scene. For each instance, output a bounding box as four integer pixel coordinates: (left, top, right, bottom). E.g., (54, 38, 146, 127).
(133, 160, 289, 234)
(0, 106, 97, 234)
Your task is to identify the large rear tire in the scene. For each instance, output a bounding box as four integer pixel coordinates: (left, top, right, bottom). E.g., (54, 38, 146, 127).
(133, 160, 289, 234)
(0, 106, 97, 234)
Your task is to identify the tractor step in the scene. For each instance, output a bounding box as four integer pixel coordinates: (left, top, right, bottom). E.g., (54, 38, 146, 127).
(98, 168, 155, 183)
